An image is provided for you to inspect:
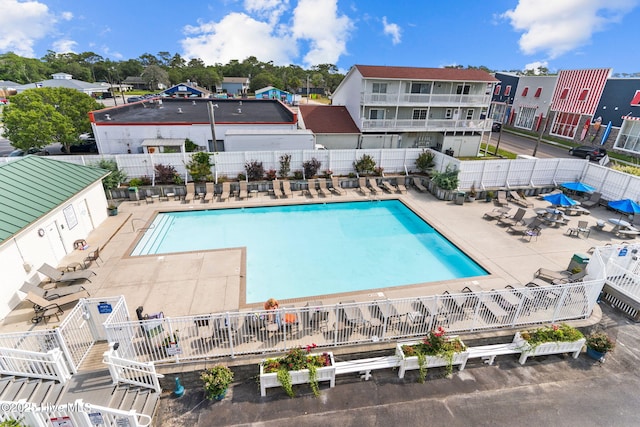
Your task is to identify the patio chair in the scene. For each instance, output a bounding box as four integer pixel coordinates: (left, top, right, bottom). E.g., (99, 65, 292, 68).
(368, 178, 383, 194)
(330, 177, 346, 196)
(498, 208, 526, 227)
(412, 177, 427, 192)
(38, 263, 96, 284)
(357, 178, 371, 196)
(381, 179, 396, 194)
(281, 180, 293, 198)
(183, 182, 195, 203)
(581, 192, 601, 208)
(567, 220, 591, 238)
(25, 289, 90, 324)
(396, 176, 408, 194)
(219, 182, 230, 202)
(20, 282, 89, 300)
(483, 207, 512, 221)
(203, 182, 214, 203)
(524, 226, 542, 242)
(272, 180, 283, 198)
(509, 191, 533, 208)
(317, 179, 331, 197)
(83, 247, 103, 268)
(496, 190, 509, 206)
(508, 218, 543, 235)
(306, 180, 318, 198)
(533, 268, 571, 283)
(238, 181, 248, 200)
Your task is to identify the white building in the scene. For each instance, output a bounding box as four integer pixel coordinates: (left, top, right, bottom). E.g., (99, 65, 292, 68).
(332, 65, 498, 156)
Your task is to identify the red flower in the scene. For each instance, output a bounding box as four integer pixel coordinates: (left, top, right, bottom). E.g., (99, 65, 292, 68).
(552, 325, 559, 331)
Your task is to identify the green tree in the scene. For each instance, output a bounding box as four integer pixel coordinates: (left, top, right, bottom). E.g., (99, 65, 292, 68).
(186, 152, 213, 182)
(95, 159, 127, 197)
(142, 65, 170, 90)
(3, 87, 103, 152)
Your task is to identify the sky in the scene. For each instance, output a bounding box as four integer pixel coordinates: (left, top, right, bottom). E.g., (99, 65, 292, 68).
(1, 0, 639, 75)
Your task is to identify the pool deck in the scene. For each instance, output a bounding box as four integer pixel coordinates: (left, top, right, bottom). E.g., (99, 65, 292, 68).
(2, 186, 618, 333)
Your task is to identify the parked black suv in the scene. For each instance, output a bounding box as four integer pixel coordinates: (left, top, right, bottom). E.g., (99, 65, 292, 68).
(492, 122, 502, 132)
(568, 145, 606, 161)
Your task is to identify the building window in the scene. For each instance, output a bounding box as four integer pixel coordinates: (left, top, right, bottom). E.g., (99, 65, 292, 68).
(551, 112, 580, 139)
(504, 85, 511, 96)
(534, 87, 542, 97)
(466, 109, 474, 120)
(514, 106, 537, 130)
(369, 109, 385, 120)
(521, 87, 528, 96)
(456, 84, 470, 95)
(560, 88, 569, 99)
(412, 109, 427, 120)
(445, 108, 453, 119)
(578, 89, 590, 101)
(372, 83, 387, 93)
(494, 85, 501, 95)
(616, 119, 640, 153)
(630, 90, 640, 106)
(410, 83, 431, 94)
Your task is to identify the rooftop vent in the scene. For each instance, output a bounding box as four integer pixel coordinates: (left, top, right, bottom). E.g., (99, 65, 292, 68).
(192, 100, 197, 105)
(105, 114, 111, 121)
(237, 108, 242, 114)
(178, 108, 183, 114)
(239, 101, 242, 106)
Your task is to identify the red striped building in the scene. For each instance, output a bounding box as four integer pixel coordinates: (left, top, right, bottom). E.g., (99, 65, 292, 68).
(549, 68, 611, 139)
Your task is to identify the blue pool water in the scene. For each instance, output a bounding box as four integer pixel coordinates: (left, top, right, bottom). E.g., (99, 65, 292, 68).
(131, 201, 487, 303)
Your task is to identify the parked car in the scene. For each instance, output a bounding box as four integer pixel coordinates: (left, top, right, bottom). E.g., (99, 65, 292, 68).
(0, 98, 8, 105)
(568, 145, 607, 161)
(61, 140, 98, 153)
(7, 147, 49, 156)
(492, 122, 502, 132)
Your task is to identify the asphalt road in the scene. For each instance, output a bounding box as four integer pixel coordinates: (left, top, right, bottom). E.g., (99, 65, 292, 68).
(485, 130, 575, 159)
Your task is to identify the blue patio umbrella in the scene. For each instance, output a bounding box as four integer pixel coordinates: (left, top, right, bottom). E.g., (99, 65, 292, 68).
(607, 199, 640, 215)
(542, 193, 578, 207)
(561, 182, 596, 193)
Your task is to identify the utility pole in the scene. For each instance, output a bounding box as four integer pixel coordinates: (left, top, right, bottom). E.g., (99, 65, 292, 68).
(494, 99, 510, 156)
(208, 102, 218, 152)
(306, 75, 310, 104)
(533, 103, 552, 157)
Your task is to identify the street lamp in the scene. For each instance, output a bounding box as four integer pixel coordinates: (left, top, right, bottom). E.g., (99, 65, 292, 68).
(306, 75, 310, 104)
(494, 98, 511, 156)
(208, 102, 219, 152)
(533, 102, 552, 157)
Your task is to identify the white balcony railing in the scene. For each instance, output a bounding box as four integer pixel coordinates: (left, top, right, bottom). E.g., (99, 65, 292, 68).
(362, 92, 492, 106)
(361, 118, 493, 132)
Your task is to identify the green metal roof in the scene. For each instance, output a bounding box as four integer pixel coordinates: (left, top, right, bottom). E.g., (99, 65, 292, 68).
(0, 156, 109, 243)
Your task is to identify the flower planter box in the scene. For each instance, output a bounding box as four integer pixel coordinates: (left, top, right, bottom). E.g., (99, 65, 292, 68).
(513, 332, 585, 364)
(395, 340, 469, 379)
(259, 352, 335, 397)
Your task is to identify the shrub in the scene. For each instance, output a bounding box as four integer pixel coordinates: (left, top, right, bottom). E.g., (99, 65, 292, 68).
(95, 159, 127, 193)
(154, 163, 178, 184)
(265, 169, 277, 181)
(279, 154, 292, 178)
(519, 324, 584, 347)
(186, 152, 213, 182)
(353, 154, 376, 175)
(244, 160, 265, 181)
(303, 158, 322, 178)
(374, 166, 384, 176)
(184, 138, 198, 152)
(128, 177, 144, 187)
(431, 165, 459, 190)
(586, 331, 615, 353)
(237, 173, 246, 181)
(201, 365, 234, 400)
(415, 150, 435, 173)
(293, 170, 304, 180)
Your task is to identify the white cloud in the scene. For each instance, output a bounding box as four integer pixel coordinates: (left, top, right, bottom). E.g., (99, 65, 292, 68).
(382, 16, 401, 45)
(0, 0, 55, 57)
(503, 0, 638, 59)
(524, 61, 549, 73)
(60, 11, 73, 21)
(181, 0, 353, 67)
(182, 12, 297, 65)
(52, 39, 77, 53)
(290, 0, 353, 66)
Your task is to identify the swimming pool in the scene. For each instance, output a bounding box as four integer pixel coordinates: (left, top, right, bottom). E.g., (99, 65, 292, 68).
(131, 200, 487, 303)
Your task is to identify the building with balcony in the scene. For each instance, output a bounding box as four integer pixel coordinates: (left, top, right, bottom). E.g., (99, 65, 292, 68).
(331, 65, 498, 156)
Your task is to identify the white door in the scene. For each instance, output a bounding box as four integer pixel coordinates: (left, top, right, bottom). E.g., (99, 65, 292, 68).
(45, 221, 67, 263)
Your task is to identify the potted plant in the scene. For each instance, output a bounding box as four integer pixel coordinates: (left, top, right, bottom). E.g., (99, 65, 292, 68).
(415, 149, 435, 175)
(260, 344, 335, 397)
(585, 331, 615, 361)
(485, 190, 494, 203)
(430, 165, 459, 200)
(514, 323, 585, 364)
(467, 183, 477, 202)
(397, 327, 468, 382)
(201, 365, 234, 401)
(107, 202, 118, 216)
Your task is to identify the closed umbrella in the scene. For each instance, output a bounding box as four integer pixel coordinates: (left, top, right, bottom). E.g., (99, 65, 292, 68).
(543, 193, 578, 207)
(561, 182, 595, 193)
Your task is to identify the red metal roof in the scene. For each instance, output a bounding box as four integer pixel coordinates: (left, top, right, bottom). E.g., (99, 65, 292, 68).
(299, 105, 360, 134)
(355, 65, 498, 82)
